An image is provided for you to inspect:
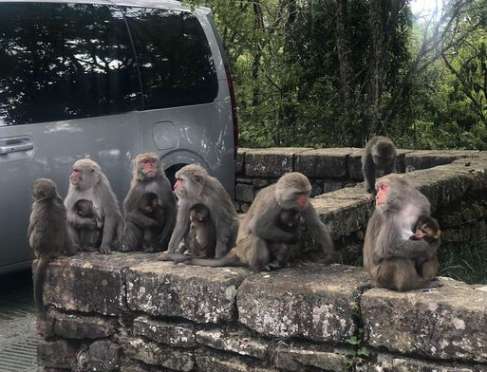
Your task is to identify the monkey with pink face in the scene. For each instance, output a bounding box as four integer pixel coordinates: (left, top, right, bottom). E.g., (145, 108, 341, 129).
(363, 174, 440, 291)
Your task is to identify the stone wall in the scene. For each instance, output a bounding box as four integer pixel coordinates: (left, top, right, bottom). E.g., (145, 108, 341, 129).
(39, 255, 487, 371)
(39, 148, 487, 371)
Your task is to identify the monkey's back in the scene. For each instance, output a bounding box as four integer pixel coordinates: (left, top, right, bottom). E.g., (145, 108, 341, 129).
(29, 197, 66, 258)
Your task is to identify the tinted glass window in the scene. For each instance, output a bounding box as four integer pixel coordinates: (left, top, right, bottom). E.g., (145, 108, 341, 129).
(124, 8, 218, 110)
(0, 3, 140, 126)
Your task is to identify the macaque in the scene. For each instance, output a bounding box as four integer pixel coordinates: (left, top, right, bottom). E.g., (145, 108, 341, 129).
(187, 203, 216, 259)
(362, 136, 397, 194)
(410, 215, 441, 279)
(138, 192, 165, 252)
(185, 172, 334, 272)
(73, 199, 102, 250)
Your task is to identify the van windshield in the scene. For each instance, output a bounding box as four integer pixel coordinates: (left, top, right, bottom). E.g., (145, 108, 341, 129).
(0, 3, 218, 126)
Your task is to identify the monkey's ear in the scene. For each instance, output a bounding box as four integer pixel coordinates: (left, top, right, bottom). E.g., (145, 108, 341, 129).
(194, 175, 202, 184)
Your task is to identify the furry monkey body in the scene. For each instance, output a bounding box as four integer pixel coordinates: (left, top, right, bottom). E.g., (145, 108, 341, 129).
(362, 136, 397, 194)
(28, 178, 71, 320)
(187, 172, 334, 271)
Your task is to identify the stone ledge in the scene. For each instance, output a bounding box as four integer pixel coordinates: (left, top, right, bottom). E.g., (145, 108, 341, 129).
(361, 277, 487, 364)
(274, 343, 350, 371)
(237, 263, 368, 343)
(126, 262, 250, 323)
(244, 147, 313, 177)
(295, 148, 357, 179)
(44, 253, 152, 316)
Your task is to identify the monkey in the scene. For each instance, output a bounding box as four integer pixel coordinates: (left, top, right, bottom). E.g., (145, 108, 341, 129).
(363, 174, 440, 291)
(187, 203, 216, 259)
(122, 153, 176, 252)
(138, 192, 165, 252)
(362, 136, 397, 194)
(28, 178, 71, 320)
(184, 172, 334, 272)
(64, 159, 123, 254)
(158, 164, 238, 262)
(73, 199, 103, 250)
(410, 215, 441, 279)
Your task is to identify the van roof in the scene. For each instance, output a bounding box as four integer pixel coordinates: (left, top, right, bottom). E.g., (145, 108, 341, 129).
(0, 0, 211, 14)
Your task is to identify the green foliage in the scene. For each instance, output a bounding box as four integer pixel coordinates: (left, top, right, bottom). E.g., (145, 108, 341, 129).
(184, 0, 486, 149)
(440, 242, 487, 284)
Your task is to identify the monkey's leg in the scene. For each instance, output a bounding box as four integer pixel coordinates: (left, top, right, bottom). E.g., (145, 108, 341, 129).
(247, 237, 271, 272)
(265, 243, 290, 270)
(362, 155, 376, 194)
(33, 257, 49, 320)
(421, 255, 439, 281)
(121, 221, 144, 252)
(378, 259, 430, 292)
(67, 224, 81, 252)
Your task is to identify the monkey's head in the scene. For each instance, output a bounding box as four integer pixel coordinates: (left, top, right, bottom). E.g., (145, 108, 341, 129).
(375, 174, 430, 214)
(372, 140, 396, 166)
(70, 159, 101, 191)
(275, 172, 312, 210)
(190, 203, 210, 223)
(74, 199, 94, 218)
(414, 216, 441, 240)
(140, 192, 160, 213)
(279, 209, 300, 228)
(32, 178, 58, 201)
(174, 164, 207, 199)
(134, 153, 160, 181)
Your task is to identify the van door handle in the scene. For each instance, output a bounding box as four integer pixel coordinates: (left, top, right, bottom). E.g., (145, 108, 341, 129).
(0, 138, 34, 155)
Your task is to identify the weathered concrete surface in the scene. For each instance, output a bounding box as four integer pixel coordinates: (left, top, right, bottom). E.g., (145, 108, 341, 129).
(274, 343, 350, 371)
(195, 329, 269, 359)
(195, 353, 276, 372)
(313, 184, 373, 239)
(237, 264, 368, 342)
(44, 253, 152, 315)
(244, 147, 312, 177)
(404, 150, 479, 171)
(38, 340, 78, 369)
(358, 353, 487, 372)
(362, 277, 487, 363)
(133, 316, 196, 348)
(126, 262, 250, 323)
(295, 148, 356, 179)
(122, 337, 194, 371)
(47, 310, 117, 339)
(76, 340, 120, 371)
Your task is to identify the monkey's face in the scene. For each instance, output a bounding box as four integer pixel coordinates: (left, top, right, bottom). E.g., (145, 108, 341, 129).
(375, 181, 390, 208)
(70, 164, 98, 191)
(32, 178, 57, 200)
(136, 155, 159, 180)
(276, 173, 312, 210)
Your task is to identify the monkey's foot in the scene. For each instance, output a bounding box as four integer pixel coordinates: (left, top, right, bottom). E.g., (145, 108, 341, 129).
(173, 254, 192, 264)
(158, 251, 172, 261)
(98, 245, 112, 255)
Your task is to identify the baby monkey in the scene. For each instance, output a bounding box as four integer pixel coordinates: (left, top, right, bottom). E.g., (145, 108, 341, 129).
(187, 203, 216, 259)
(410, 215, 441, 278)
(139, 192, 164, 251)
(73, 199, 103, 250)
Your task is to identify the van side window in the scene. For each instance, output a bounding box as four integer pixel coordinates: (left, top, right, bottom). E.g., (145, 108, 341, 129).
(124, 8, 218, 110)
(0, 4, 140, 126)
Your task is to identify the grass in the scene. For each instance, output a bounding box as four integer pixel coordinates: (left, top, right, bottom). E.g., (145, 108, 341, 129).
(439, 241, 487, 284)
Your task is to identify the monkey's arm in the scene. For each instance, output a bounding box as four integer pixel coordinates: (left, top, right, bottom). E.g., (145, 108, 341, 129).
(67, 213, 97, 229)
(252, 206, 295, 243)
(159, 206, 176, 248)
(302, 204, 335, 253)
(387, 238, 434, 260)
(166, 202, 191, 254)
(362, 154, 376, 193)
(126, 211, 158, 227)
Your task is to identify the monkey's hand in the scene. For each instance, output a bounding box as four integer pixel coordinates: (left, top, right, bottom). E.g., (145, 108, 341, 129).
(99, 244, 111, 255)
(127, 212, 158, 228)
(69, 214, 98, 229)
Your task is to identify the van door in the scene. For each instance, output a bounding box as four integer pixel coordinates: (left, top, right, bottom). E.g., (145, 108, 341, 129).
(0, 3, 141, 272)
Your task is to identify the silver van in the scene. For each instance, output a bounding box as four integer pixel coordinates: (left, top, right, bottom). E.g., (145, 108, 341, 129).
(0, 0, 237, 273)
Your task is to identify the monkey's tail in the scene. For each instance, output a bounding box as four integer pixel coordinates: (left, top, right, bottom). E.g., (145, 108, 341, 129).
(33, 257, 49, 320)
(188, 255, 242, 267)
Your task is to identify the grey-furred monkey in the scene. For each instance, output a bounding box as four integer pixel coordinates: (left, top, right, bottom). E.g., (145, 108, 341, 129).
(410, 215, 441, 279)
(73, 199, 103, 250)
(362, 136, 397, 194)
(122, 153, 176, 252)
(159, 164, 238, 261)
(363, 174, 440, 291)
(187, 203, 216, 259)
(28, 178, 73, 320)
(64, 159, 123, 254)
(186, 172, 335, 272)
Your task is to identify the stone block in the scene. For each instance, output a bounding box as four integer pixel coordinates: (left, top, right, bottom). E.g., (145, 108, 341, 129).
(126, 262, 250, 323)
(347, 148, 365, 180)
(237, 264, 368, 342)
(405, 150, 477, 171)
(274, 343, 350, 372)
(195, 329, 269, 359)
(244, 148, 312, 177)
(133, 316, 196, 348)
(76, 340, 120, 371)
(361, 278, 487, 363)
(295, 148, 356, 179)
(122, 337, 194, 372)
(195, 353, 276, 372)
(358, 353, 487, 372)
(38, 340, 79, 369)
(235, 183, 255, 203)
(48, 310, 117, 340)
(44, 253, 151, 316)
